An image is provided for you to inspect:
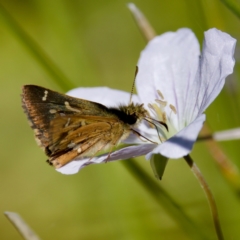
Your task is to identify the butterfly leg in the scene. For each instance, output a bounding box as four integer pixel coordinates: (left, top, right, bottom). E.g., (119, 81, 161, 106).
(131, 128, 157, 144)
(103, 146, 115, 163)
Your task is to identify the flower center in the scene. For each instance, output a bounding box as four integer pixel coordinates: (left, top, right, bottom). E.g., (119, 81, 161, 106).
(147, 90, 177, 142)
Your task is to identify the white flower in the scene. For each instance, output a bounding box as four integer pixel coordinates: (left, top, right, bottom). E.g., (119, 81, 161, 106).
(57, 28, 236, 175)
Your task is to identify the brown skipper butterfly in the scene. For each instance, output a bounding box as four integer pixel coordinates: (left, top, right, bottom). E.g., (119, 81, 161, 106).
(22, 80, 167, 168)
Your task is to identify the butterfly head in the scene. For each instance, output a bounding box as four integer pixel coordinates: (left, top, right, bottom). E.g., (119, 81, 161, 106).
(117, 103, 147, 126)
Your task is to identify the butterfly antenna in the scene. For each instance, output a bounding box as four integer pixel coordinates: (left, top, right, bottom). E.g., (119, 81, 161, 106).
(129, 66, 138, 104)
(145, 116, 169, 132)
(143, 118, 161, 141)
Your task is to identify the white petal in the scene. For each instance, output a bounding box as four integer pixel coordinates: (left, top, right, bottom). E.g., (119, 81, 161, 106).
(67, 87, 140, 107)
(146, 114, 206, 159)
(186, 28, 236, 122)
(136, 28, 200, 130)
(57, 144, 156, 174)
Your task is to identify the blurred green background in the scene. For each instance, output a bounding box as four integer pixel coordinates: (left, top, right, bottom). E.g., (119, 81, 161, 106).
(0, 0, 240, 239)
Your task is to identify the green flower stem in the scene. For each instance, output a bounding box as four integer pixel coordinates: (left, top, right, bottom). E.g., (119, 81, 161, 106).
(221, 0, 240, 19)
(0, 3, 75, 91)
(121, 159, 210, 240)
(184, 155, 224, 240)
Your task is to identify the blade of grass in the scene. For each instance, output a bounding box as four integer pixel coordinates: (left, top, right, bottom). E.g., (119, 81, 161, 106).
(198, 125, 240, 198)
(127, 3, 156, 41)
(0, 3, 75, 90)
(4, 212, 41, 240)
(221, 0, 240, 19)
(121, 159, 211, 240)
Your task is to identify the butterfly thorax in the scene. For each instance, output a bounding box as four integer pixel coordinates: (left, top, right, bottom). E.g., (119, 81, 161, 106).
(109, 103, 147, 126)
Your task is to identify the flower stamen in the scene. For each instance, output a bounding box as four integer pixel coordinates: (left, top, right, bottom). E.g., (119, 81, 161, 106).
(162, 112, 167, 123)
(155, 99, 167, 107)
(152, 103, 165, 122)
(147, 89, 180, 140)
(169, 104, 177, 114)
(157, 89, 164, 99)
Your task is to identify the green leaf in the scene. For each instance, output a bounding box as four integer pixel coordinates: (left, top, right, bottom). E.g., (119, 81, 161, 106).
(150, 154, 169, 180)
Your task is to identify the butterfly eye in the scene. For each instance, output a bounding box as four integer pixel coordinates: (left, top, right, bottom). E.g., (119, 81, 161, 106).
(125, 114, 137, 125)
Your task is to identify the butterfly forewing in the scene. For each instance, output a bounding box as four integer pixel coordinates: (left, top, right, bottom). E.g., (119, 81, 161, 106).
(22, 85, 133, 168)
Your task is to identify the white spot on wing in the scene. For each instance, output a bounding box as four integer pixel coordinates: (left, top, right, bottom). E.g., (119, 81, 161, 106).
(49, 109, 57, 114)
(67, 142, 76, 148)
(65, 118, 71, 127)
(42, 90, 48, 101)
(64, 101, 80, 112)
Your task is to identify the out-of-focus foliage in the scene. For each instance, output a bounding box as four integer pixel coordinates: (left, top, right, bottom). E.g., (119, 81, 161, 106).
(0, 0, 240, 239)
